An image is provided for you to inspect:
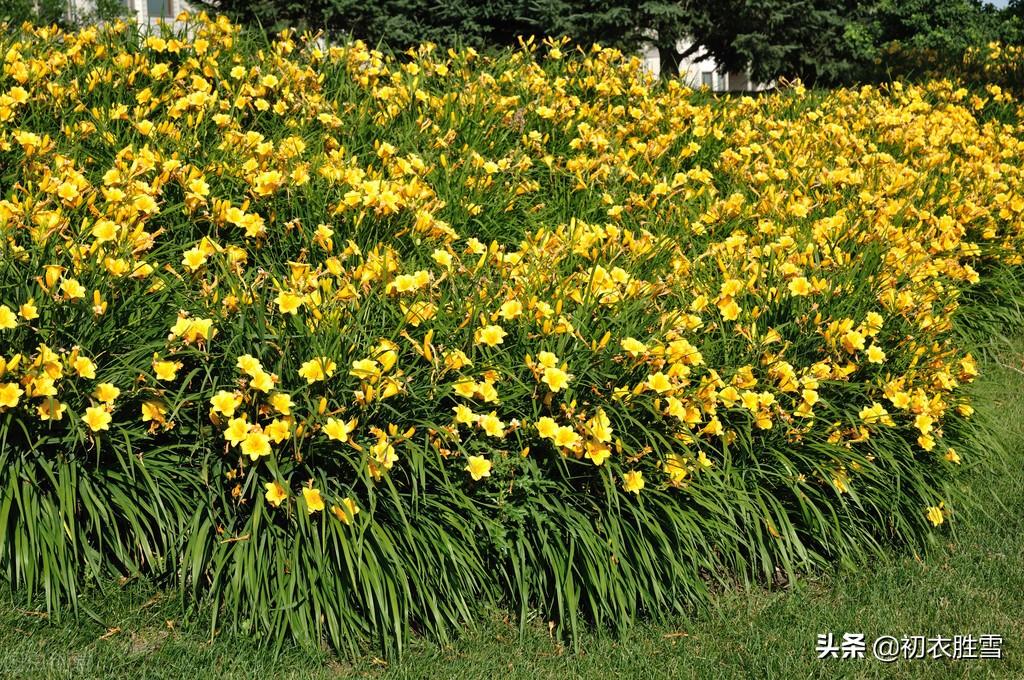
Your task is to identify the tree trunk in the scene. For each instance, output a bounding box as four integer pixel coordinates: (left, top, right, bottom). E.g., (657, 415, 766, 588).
(658, 43, 680, 78)
(660, 40, 704, 80)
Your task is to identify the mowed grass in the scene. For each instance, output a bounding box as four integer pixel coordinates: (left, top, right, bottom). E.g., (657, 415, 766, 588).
(1, 342, 1022, 680)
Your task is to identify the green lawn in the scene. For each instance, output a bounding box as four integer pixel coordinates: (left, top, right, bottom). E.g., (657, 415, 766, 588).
(2, 344, 1022, 680)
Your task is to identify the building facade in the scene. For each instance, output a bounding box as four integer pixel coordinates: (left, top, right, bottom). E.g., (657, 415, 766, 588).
(641, 40, 768, 92)
(66, 0, 192, 27)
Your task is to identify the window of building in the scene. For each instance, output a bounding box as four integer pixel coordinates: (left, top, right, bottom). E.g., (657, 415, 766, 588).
(700, 71, 714, 88)
(147, 0, 173, 19)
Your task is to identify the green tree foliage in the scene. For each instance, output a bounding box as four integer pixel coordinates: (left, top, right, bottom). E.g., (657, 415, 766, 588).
(677, 0, 1018, 85)
(194, 0, 1022, 85)
(526, 1, 690, 75)
(677, 0, 864, 84)
(194, 0, 686, 60)
(0, 0, 71, 26)
(0, 0, 132, 28)
(189, 0, 531, 47)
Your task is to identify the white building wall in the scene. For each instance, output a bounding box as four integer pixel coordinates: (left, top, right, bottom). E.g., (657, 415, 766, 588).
(66, 0, 194, 27)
